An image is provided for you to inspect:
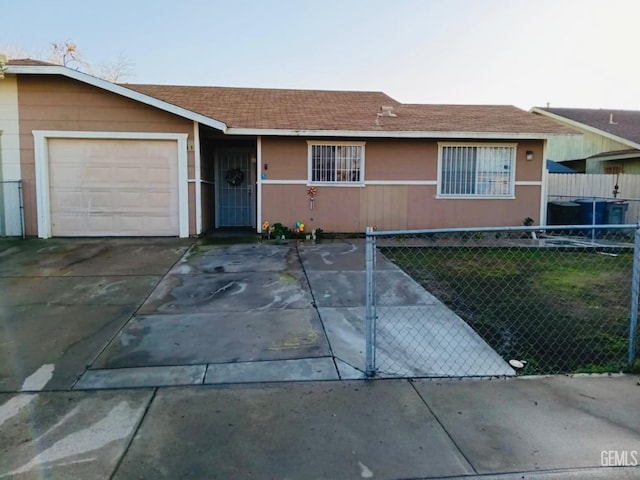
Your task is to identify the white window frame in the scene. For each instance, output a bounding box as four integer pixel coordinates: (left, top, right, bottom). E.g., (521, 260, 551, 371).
(437, 142, 517, 199)
(307, 141, 365, 186)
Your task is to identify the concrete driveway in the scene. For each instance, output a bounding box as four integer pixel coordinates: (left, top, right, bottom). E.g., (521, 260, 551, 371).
(0, 237, 190, 391)
(2, 237, 640, 479)
(1, 236, 512, 391)
(0, 237, 347, 391)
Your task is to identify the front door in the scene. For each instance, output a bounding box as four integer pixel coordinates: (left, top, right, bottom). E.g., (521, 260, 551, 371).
(215, 150, 254, 227)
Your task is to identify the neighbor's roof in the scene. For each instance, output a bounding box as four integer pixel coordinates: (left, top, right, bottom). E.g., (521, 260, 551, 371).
(123, 83, 576, 134)
(586, 148, 640, 159)
(534, 107, 640, 145)
(6, 58, 58, 66)
(546, 159, 576, 173)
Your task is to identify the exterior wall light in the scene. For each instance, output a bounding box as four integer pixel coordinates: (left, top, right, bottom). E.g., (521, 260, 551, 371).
(526, 150, 534, 161)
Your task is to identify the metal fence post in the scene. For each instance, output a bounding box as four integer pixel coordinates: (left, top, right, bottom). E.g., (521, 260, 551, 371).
(18, 180, 25, 238)
(365, 227, 377, 376)
(591, 198, 596, 241)
(629, 227, 640, 367)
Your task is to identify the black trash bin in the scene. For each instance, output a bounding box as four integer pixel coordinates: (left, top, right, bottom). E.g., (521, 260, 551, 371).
(547, 201, 581, 234)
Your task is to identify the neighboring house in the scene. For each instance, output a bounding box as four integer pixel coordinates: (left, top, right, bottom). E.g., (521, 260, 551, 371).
(0, 59, 574, 238)
(531, 107, 640, 174)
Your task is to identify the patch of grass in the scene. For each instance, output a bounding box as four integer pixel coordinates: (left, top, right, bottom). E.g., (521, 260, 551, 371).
(382, 246, 634, 375)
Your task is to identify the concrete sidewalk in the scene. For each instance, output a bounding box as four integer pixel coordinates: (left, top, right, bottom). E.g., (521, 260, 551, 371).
(2, 374, 639, 479)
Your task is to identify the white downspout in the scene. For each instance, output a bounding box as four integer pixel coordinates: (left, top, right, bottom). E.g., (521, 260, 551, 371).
(256, 135, 262, 233)
(193, 121, 202, 235)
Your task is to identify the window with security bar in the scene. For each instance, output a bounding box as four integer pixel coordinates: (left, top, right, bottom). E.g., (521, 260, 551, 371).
(439, 145, 515, 197)
(309, 143, 364, 184)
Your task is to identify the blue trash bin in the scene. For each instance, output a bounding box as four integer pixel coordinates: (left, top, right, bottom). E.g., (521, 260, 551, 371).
(574, 198, 607, 225)
(605, 201, 629, 225)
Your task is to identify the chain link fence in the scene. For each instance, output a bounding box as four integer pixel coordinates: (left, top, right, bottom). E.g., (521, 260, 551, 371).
(365, 224, 640, 378)
(0, 180, 25, 237)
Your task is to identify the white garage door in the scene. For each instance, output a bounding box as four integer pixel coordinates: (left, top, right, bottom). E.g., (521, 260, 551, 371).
(48, 138, 179, 236)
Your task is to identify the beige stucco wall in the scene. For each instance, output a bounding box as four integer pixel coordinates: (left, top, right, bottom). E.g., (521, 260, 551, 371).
(17, 74, 196, 236)
(365, 140, 436, 180)
(260, 137, 544, 232)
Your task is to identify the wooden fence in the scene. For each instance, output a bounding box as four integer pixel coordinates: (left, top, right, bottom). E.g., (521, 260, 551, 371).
(547, 173, 640, 223)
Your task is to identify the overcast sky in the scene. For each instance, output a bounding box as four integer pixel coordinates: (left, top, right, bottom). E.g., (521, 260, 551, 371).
(4, 0, 639, 110)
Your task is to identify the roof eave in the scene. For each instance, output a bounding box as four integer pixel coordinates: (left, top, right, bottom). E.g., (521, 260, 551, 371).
(531, 107, 640, 150)
(226, 127, 568, 139)
(4, 65, 228, 132)
(587, 151, 640, 162)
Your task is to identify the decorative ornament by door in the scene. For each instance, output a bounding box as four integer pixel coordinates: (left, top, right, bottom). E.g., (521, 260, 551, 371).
(225, 168, 245, 186)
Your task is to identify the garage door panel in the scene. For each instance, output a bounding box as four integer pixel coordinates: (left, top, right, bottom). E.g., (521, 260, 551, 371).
(54, 214, 91, 234)
(89, 215, 117, 232)
(145, 167, 172, 184)
(86, 190, 114, 209)
(48, 138, 179, 237)
(114, 165, 144, 183)
(145, 192, 173, 209)
(50, 165, 84, 186)
(52, 190, 84, 209)
(85, 166, 113, 183)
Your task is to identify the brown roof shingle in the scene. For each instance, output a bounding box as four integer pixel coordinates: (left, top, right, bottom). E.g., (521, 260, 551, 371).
(2, 60, 582, 135)
(123, 83, 575, 135)
(536, 107, 640, 145)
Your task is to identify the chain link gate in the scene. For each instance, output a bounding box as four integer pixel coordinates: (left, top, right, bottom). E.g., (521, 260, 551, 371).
(365, 224, 640, 378)
(0, 180, 25, 237)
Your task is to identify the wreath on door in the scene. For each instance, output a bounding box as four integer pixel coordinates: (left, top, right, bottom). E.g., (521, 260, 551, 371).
(225, 168, 245, 186)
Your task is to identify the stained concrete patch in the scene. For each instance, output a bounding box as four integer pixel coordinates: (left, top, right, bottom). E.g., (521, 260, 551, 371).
(0, 304, 139, 391)
(298, 243, 396, 271)
(190, 243, 287, 257)
(0, 389, 151, 479)
(112, 381, 473, 479)
(0, 275, 161, 306)
(75, 365, 207, 389)
(307, 270, 438, 307)
(170, 253, 288, 274)
(139, 271, 312, 314)
(413, 375, 640, 474)
(204, 357, 338, 384)
(317, 307, 367, 370)
(0, 238, 190, 277)
(92, 310, 330, 368)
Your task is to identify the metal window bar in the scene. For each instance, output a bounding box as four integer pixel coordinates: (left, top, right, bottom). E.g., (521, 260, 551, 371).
(312, 145, 362, 183)
(365, 223, 640, 378)
(442, 146, 514, 196)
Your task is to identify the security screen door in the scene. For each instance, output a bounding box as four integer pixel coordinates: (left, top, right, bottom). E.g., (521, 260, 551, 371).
(215, 150, 254, 227)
